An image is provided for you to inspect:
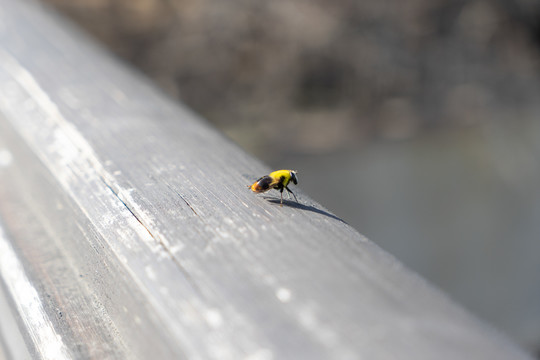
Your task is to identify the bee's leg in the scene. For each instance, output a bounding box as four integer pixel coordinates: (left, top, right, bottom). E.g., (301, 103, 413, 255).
(280, 188, 284, 206)
(285, 186, 298, 202)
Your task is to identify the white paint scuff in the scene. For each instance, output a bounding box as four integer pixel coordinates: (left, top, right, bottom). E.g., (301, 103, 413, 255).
(204, 308, 224, 329)
(275, 287, 292, 303)
(0, 224, 71, 360)
(0, 148, 13, 167)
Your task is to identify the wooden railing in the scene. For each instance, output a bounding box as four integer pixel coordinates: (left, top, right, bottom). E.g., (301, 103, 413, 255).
(0, 0, 533, 359)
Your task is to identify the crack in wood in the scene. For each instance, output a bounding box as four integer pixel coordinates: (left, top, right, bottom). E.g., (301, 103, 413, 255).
(165, 183, 199, 217)
(97, 176, 205, 299)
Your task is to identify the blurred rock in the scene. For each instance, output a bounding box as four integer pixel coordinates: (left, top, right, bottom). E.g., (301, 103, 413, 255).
(41, 0, 540, 155)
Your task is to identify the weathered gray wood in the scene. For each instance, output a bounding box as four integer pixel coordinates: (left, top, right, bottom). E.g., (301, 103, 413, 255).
(0, 0, 533, 359)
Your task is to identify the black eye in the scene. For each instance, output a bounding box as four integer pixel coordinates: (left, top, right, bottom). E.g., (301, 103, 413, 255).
(291, 172, 298, 185)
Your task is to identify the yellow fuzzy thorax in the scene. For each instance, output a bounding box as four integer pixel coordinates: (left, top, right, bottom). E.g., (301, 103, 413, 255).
(269, 169, 293, 187)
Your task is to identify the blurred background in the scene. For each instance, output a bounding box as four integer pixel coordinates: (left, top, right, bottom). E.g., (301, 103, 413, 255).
(39, 0, 540, 355)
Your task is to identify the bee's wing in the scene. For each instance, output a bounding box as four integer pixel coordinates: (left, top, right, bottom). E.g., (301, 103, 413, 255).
(251, 175, 279, 193)
(265, 176, 281, 187)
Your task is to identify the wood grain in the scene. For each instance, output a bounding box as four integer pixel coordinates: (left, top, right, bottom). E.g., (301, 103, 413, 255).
(0, 0, 533, 359)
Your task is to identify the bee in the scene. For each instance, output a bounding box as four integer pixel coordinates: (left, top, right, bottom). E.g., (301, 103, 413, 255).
(250, 170, 298, 206)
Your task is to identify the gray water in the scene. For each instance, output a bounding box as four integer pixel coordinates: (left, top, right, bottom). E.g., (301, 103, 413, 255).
(276, 121, 540, 353)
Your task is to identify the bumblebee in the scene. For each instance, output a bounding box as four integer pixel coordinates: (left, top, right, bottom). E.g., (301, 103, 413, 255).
(250, 170, 298, 206)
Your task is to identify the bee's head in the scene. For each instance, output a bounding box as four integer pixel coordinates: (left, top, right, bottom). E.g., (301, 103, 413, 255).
(290, 170, 298, 185)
